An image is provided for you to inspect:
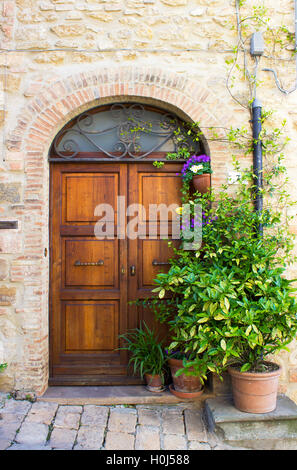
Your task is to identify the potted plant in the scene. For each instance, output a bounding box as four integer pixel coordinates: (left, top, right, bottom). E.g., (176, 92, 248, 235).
(178, 154, 212, 193)
(165, 350, 205, 398)
(169, 262, 297, 413)
(0, 363, 7, 373)
(172, 157, 297, 412)
(119, 322, 167, 392)
(150, 263, 211, 398)
(150, 147, 297, 410)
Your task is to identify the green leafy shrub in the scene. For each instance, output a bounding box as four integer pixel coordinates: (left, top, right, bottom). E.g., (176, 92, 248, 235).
(149, 152, 297, 376)
(119, 322, 166, 379)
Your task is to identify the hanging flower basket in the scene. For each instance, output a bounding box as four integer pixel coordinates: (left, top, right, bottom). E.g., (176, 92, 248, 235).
(178, 154, 212, 193)
(192, 173, 211, 193)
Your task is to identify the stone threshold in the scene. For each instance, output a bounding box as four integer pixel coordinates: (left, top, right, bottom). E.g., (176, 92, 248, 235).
(38, 385, 214, 406)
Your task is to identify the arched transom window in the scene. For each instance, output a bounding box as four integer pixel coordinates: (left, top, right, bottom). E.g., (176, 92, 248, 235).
(49, 103, 205, 162)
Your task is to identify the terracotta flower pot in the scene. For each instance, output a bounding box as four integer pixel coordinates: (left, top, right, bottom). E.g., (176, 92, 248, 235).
(144, 373, 164, 392)
(192, 173, 211, 193)
(168, 358, 203, 394)
(228, 362, 281, 413)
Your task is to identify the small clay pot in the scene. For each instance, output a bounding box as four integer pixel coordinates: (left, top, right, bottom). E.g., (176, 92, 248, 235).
(144, 373, 164, 392)
(228, 362, 281, 413)
(168, 358, 202, 394)
(192, 173, 211, 193)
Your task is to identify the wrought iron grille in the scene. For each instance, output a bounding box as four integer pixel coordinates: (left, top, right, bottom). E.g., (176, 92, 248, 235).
(49, 103, 202, 161)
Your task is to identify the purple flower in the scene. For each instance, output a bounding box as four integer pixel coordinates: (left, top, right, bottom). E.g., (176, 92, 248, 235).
(180, 154, 211, 179)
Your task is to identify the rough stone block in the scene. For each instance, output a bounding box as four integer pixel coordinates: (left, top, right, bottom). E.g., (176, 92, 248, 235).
(108, 407, 137, 433)
(0, 183, 21, 204)
(54, 405, 82, 430)
(15, 422, 48, 446)
(204, 395, 297, 450)
(0, 286, 16, 306)
(74, 425, 105, 450)
(104, 431, 135, 450)
(0, 399, 31, 416)
(51, 24, 88, 37)
(184, 409, 208, 442)
(80, 405, 108, 427)
(137, 407, 161, 426)
(161, 409, 185, 435)
(135, 425, 160, 450)
(25, 401, 58, 425)
(49, 427, 77, 450)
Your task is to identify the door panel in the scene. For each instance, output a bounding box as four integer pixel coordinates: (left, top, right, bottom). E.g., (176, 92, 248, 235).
(64, 239, 118, 288)
(50, 161, 182, 385)
(128, 163, 182, 349)
(140, 172, 182, 222)
(128, 164, 182, 301)
(64, 301, 119, 353)
(50, 163, 129, 385)
(63, 173, 118, 224)
(140, 239, 177, 288)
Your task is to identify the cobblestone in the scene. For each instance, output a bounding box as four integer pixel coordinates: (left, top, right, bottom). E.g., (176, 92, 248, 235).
(135, 425, 161, 450)
(0, 395, 241, 450)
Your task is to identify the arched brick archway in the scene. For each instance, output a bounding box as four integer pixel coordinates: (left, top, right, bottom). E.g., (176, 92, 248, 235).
(8, 66, 230, 394)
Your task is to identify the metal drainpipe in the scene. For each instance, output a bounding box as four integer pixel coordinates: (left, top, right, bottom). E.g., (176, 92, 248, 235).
(252, 98, 263, 236)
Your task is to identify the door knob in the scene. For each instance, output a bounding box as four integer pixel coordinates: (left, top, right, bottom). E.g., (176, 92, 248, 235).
(130, 265, 136, 276)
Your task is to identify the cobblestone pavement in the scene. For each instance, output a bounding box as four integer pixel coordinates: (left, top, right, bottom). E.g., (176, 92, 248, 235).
(0, 394, 236, 451)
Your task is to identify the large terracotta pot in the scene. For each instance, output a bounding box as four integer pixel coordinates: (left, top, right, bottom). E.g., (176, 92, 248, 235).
(168, 358, 202, 394)
(228, 362, 281, 413)
(144, 373, 164, 392)
(192, 173, 211, 193)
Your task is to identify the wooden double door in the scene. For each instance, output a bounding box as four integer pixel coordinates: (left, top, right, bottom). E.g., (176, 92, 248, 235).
(49, 161, 182, 385)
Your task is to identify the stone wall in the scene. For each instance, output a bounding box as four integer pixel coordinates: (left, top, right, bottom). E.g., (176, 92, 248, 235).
(0, 0, 297, 400)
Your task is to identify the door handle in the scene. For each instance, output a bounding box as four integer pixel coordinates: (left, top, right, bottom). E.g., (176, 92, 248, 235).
(130, 265, 136, 276)
(152, 260, 170, 266)
(74, 260, 104, 266)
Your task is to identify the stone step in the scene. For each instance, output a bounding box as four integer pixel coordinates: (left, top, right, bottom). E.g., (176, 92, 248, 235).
(38, 385, 214, 406)
(203, 395, 297, 450)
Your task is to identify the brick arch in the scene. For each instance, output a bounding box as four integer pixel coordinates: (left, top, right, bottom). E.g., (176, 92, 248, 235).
(9, 66, 229, 395)
(9, 66, 228, 156)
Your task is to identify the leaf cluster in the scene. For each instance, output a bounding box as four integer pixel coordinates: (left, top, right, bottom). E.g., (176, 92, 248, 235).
(149, 154, 297, 376)
(0, 363, 7, 373)
(118, 322, 166, 378)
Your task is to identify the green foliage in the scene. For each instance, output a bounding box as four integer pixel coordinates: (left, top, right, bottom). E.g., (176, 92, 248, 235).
(0, 363, 7, 373)
(147, 122, 297, 376)
(119, 322, 166, 379)
(153, 161, 165, 168)
(152, 122, 204, 168)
